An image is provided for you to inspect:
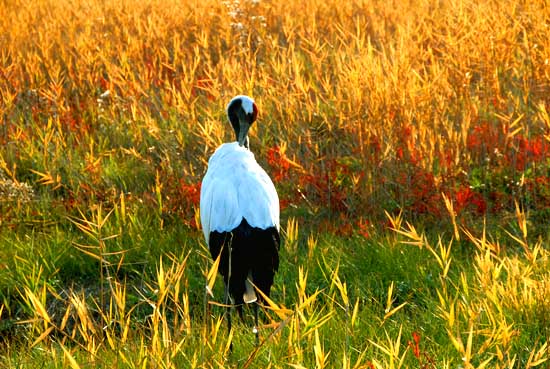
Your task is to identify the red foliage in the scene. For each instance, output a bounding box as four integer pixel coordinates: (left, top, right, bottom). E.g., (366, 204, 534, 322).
(534, 175, 550, 185)
(266, 145, 291, 182)
(438, 150, 454, 171)
(179, 179, 201, 207)
(397, 170, 441, 216)
(155, 178, 202, 227)
(396, 147, 404, 160)
(510, 135, 550, 170)
(299, 159, 351, 212)
(367, 135, 382, 162)
(396, 124, 422, 165)
(467, 121, 550, 171)
(408, 331, 436, 369)
(60, 108, 90, 134)
(467, 121, 504, 152)
(356, 218, 371, 239)
(410, 331, 421, 358)
(279, 198, 291, 211)
(454, 185, 486, 215)
(488, 190, 507, 213)
(524, 175, 550, 206)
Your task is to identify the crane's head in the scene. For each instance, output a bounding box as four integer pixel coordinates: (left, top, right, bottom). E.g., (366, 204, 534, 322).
(226, 95, 258, 149)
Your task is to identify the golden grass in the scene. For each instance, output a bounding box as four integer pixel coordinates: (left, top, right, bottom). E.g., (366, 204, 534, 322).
(3, 0, 548, 154)
(2, 0, 549, 226)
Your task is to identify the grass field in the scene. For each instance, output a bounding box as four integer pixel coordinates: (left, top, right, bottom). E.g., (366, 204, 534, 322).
(1, 0, 550, 367)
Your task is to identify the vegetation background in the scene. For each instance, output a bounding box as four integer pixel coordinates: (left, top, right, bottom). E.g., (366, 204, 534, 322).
(1, 0, 549, 367)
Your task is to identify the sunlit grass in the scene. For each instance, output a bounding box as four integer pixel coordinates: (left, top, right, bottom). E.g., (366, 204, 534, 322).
(2, 211, 548, 368)
(1, 0, 550, 367)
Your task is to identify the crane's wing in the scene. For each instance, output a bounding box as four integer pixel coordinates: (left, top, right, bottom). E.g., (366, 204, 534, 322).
(200, 143, 280, 244)
(200, 175, 242, 244)
(237, 166, 280, 231)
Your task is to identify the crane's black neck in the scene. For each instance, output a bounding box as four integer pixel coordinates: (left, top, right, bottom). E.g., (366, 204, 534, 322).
(227, 98, 254, 149)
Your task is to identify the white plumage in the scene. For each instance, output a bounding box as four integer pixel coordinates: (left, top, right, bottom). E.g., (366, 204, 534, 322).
(200, 141, 280, 244)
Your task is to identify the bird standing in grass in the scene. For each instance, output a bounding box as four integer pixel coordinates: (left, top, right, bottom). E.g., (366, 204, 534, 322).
(200, 95, 280, 344)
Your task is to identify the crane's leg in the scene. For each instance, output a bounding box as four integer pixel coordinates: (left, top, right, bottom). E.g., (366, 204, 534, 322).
(224, 282, 234, 353)
(253, 302, 259, 346)
(226, 242, 233, 351)
(224, 283, 232, 334)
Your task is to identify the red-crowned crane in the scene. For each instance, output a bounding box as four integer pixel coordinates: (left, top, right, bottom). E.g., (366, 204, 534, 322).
(200, 95, 280, 345)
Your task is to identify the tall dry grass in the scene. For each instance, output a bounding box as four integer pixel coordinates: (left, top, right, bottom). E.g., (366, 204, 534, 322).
(2, 0, 549, 225)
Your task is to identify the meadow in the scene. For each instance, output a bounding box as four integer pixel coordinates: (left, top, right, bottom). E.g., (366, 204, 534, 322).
(1, 0, 550, 367)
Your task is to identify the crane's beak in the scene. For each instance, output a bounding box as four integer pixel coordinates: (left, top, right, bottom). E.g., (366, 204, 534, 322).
(237, 122, 249, 147)
(237, 114, 252, 148)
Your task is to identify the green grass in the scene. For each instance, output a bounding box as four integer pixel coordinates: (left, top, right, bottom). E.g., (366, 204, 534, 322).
(0, 197, 548, 367)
